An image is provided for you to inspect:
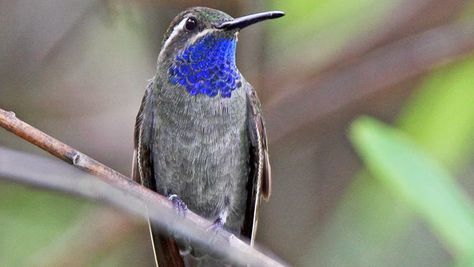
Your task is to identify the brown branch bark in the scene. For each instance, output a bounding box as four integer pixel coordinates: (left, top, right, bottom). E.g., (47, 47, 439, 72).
(0, 110, 129, 182)
(0, 109, 287, 267)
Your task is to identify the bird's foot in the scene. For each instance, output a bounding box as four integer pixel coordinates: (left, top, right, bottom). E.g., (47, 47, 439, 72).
(168, 194, 187, 217)
(207, 209, 228, 232)
(205, 210, 229, 249)
(208, 217, 225, 232)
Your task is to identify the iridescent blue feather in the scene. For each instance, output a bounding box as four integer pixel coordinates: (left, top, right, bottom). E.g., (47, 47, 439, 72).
(168, 35, 241, 98)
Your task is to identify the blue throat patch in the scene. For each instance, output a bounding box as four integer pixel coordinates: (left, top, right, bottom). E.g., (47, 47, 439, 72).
(168, 35, 241, 98)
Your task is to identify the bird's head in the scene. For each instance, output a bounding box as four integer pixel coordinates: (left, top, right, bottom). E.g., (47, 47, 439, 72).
(157, 7, 284, 98)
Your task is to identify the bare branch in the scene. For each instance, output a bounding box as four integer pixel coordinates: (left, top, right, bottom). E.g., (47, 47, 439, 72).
(0, 109, 287, 267)
(0, 109, 129, 181)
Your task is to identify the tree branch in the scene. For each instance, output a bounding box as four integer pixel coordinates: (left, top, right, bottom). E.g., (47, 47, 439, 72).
(0, 108, 287, 267)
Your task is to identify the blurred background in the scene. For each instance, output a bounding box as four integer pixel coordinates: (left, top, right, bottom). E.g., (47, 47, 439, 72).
(1, 0, 474, 266)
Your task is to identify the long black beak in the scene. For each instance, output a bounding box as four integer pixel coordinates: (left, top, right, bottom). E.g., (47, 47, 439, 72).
(216, 11, 285, 31)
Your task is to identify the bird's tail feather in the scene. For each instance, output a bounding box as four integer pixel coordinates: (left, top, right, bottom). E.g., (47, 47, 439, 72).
(147, 218, 185, 267)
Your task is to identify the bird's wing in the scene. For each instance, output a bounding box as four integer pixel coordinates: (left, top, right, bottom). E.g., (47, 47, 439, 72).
(132, 81, 184, 267)
(132, 82, 155, 188)
(242, 82, 271, 245)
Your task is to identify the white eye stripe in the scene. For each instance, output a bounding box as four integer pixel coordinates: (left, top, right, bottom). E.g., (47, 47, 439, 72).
(158, 17, 188, 59)
(188, 28, 217, 45)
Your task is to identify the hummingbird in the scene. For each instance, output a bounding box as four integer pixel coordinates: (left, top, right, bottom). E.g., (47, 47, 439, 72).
(132, 7, 284, 266)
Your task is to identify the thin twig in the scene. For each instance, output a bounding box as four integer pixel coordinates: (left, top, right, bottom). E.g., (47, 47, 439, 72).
(0, 110, 287, 267)
(0, 109, 130, 181)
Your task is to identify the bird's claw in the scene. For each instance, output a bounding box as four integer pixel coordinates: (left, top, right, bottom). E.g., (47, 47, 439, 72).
(207, 217, 225, 232)
(168, 194, 187, 217)
(206, 214, 228, 248)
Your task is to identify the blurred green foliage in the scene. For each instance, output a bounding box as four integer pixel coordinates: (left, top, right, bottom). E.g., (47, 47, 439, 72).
(304, 56, 474, 266)
(269, 0, 397, 70)
(398, 57, 474, 168)
(0, 183, 86, 266)
(351, 117, 474, 261)
(1, 1, 474, 266)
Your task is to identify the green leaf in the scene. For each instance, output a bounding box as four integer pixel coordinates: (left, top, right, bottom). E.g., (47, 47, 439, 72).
(305, 55, 474, 267)
(350, 117, 474, 259)
(398, 58, 474, 168)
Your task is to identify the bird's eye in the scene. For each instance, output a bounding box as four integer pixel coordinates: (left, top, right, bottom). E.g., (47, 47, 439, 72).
(185, 17, 198, 31)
